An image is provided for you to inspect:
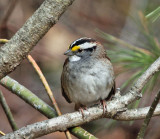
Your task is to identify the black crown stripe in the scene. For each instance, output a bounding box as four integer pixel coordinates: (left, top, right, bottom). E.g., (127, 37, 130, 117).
(70, 38, 96, 48)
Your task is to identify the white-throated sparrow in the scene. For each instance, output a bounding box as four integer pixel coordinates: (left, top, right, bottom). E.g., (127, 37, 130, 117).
(61, 37, 115, 114)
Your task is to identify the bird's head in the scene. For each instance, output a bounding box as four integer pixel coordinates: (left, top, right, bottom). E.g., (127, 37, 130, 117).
(64, 37, 105, 62)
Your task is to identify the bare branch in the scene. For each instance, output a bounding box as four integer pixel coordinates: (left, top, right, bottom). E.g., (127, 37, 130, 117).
(0, 90, 18, 131)
(106, 57, 160, 113)
(1, 104, 160, 139)
(0, 0, 74, 79)
(115, 104, 160, 121)
(137, 90, 160, 139)
(0, 131, 5, 136)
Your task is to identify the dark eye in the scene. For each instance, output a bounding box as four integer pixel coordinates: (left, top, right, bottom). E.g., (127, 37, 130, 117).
(78, 49, 83, 53)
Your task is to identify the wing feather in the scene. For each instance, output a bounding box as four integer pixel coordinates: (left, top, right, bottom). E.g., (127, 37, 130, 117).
(61, 58, 72, 103)
(106, 81, 116, 101)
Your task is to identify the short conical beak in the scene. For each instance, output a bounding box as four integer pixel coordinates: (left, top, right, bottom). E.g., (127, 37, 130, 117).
(64, 49, 74, 56)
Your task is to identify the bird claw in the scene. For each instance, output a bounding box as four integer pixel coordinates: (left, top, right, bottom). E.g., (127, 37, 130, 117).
(79, 107, 87, 118)
(100, 100, 106, 115)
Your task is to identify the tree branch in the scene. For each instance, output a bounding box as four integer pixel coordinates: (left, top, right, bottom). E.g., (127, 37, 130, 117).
(1, 104, 160, 139)
(137, 90, 160, 139)
(0, 0, 74, 79)
(114, 104, 160, 121)
(106, 57, 160, 114)
(0, 90, 18, 131)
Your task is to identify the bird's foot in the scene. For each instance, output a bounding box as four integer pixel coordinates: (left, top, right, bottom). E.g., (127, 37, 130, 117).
(100, 100, 106, 115)
(79, 106, 87, 118)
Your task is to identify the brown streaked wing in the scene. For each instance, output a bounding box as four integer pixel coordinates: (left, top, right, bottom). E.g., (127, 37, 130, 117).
(106, 81, 116, 101)
(61, 58, 72, 103)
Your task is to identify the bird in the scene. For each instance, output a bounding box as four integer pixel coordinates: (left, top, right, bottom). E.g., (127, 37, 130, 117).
(61, 37, 115, 115)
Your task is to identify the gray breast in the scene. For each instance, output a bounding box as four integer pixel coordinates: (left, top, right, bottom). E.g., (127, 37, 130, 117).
(65, 58, 114, 106)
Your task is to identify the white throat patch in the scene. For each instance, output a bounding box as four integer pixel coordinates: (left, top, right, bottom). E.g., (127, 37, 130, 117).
(69, 55, 81, 62)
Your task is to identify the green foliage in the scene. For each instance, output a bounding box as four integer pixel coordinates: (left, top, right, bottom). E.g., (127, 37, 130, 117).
(146, 6, 160, 22)
(95, 7, 160, 131)
(97, 9, 160, 106)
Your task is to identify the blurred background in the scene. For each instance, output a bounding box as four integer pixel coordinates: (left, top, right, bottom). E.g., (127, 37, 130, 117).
(0, 0, 160, 138)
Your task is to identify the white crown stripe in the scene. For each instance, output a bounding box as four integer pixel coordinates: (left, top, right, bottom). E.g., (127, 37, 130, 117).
(80, 42, 97, 49)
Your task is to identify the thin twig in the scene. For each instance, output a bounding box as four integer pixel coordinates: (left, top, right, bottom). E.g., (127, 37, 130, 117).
(0, 131, 5, 136)
(27, 55, 61, 115)
(137, 90, 160, 139)
(0, 39, 9, 44)
(0, 90, 18, 131)
(27, 55, 72, 139)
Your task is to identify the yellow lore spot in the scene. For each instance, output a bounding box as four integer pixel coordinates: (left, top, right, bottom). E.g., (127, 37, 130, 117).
(71, 46, 80, 51)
